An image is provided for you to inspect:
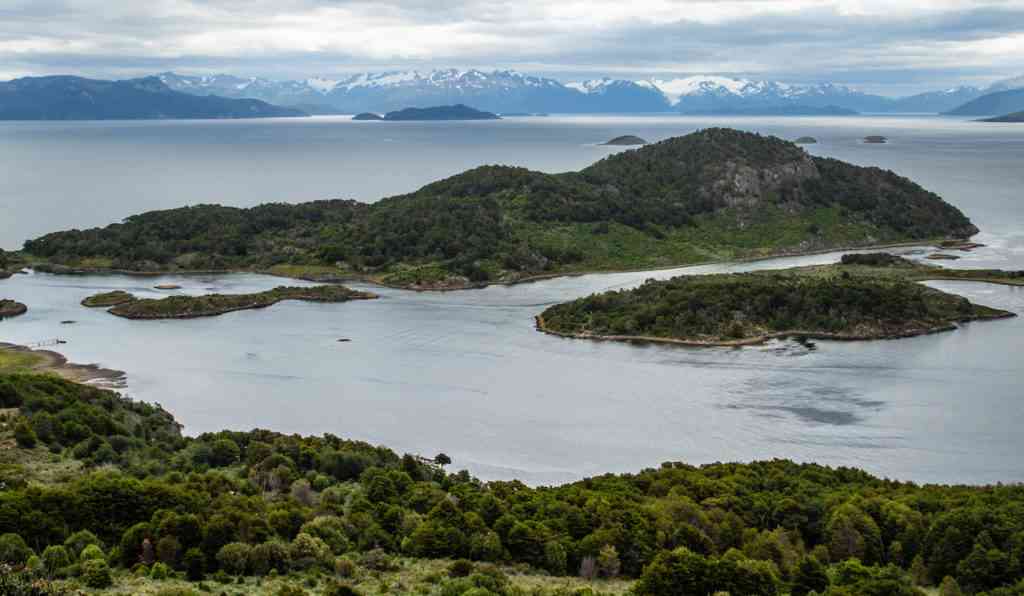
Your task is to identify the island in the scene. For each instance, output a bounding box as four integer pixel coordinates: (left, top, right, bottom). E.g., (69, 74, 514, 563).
(536, 254, 1020, 346)
(0, 299, 27, 319)
(93, 285, 376, 319)
(981, 111, 1024, 123)
(0, 75, 307, 120)
(20, 128, 978, 290)
(602, 135, 647, 146)
(863, 135, 888, 143)
(81, 290, 136, 307)
(352, 104, 501, 121)
(794, 136, 818, 144)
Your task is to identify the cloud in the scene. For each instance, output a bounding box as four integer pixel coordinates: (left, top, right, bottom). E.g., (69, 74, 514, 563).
(1, 0, 1022, 94)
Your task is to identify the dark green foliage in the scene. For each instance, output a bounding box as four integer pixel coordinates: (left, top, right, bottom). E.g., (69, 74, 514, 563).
(0, 534, 33, 565)
(105, 285, 373, 319)
(2, 372, 1024, 594)
(540, 269, 1002, 341)
(80, 558, 113, 588)
(12, 420, 36, 448)
(23, 129, 975, 284)
(0, 563, 70, 595)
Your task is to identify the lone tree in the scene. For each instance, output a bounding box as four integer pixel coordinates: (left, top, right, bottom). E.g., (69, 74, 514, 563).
(434, 453, 452, 466)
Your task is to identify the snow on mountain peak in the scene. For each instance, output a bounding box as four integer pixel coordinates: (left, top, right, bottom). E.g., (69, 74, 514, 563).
(643, 76, 752, 104)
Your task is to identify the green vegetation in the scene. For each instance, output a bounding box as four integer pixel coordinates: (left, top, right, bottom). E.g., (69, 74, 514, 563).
(82, 291, 136, 307)
(21, 129, 977, 289)
(90, 286, 376, 319)
(0, 372, 1022, 595)
(538, 256, 1019, 344)
(0, 299, 27, 319)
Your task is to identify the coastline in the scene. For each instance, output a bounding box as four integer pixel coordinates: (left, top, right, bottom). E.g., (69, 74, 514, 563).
(0, 342, 126, 387)
(534, 308, 1018, 348)
(21, 238, 954, 292)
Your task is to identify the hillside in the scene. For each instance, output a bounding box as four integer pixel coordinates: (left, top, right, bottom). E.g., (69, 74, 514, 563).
(0, 76, 307, 120)
(2, 370, 1024, 595)
(945, 88, 1024, 116)
(982, 111, 1024, 122)
(22, 128, 978, 289)
(537, 256, 1018, 345)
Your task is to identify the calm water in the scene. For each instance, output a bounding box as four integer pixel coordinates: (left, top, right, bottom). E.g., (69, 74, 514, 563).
(1, 114, 1023, 485)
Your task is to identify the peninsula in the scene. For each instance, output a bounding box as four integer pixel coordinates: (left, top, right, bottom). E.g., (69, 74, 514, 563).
(84, 285, 376, 319)
(537, 255, 1020, 346)
(981, 111, 1024, 122)
(21, 128, 978, 290)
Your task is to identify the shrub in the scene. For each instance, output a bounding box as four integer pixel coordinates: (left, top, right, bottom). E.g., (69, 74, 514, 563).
(544, 541, 567, 575)
(81, 558, 113, 588)
(300, 516, 350, 555)
(63, 530, 102, 560)
(596, 544, 621, 578)
(184, 547, 204, 581)
(249, 541, 290, 575)
(150, 561, 172, 580)
(334, 556, 356, 578)
(449, 559, 475, 577)
(217, 542, 252, 576)
(0, 533, 33, 565)
(156, 535, 181, 567)
(290, 533, 331, 569)
(359, 548, 397, 572)
(78, 543, 105, 562)
(13, 419, 36, 448)
(41, 545, 72, 576)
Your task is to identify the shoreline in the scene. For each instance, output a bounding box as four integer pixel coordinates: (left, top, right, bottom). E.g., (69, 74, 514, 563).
(21, 238, 952, 292)
(0, 342, 126, 387)
(534, 308, 1018, 348)
(106, 290, 379, 320)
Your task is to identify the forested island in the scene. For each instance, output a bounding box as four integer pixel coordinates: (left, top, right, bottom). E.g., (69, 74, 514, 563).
(0, 370, 1022, 595)
(19, 129, 977, 290)
(538, 255, 1021, 345)
(81, 285, 376, 319)
(353, 105, 501, 121)
(982, 111, 1024, 123)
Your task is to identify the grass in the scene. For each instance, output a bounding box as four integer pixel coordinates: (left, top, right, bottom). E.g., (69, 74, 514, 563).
(55, 558, 634, 595)
(0, 347, 47, 374)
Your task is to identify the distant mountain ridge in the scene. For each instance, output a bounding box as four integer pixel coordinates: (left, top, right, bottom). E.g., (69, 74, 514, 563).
(0, 75, 306, 120)
(945, 88, 1024, 116)
(157, 69, 1024, 115)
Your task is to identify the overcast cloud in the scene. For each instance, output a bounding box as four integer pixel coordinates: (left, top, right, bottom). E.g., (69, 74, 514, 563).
(1, 0, 1022, 95)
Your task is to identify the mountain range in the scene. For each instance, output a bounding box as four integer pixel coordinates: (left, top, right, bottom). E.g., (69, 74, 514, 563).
(0, 76, 306, 120)
(157, 69, 1024, 115)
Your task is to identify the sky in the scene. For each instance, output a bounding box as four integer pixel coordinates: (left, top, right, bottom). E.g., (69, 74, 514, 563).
(1, 0, 1023, 96)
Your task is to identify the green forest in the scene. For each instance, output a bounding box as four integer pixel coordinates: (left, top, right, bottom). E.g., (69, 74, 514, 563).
(19, 129, 977, 289)
(538, 257, 1017, 343)
(0, 372, 1023, 595)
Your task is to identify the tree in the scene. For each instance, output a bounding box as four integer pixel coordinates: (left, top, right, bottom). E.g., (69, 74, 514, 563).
(635, 548, 713, 596)
(597, 544, 622, 578)
(40, 545, 71, 576)
(544, 541, 567, 575)
(792, 556, 830, 596)
(81, 559, 113, 588)
(0, 533, 33, 565)
(13, 419, 36, 448)
(217, 542, 252, 576)
(434, 453, 452, 466)
(183, 547, 204, 581)
(939, 576, 964, 596)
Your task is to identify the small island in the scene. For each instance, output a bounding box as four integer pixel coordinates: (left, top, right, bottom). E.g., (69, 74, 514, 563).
(81, 290, 137, 307)
(373, 104, 501, 121)
(863, 135, 888, 144)
(794, 136, 818, 144)
(352, 112, 384, 121)
(981, 111, 1024, 123)
(537, 255, 1020, 346)
(98, 285, 376, 319)
(0, 299, 27, 319)
(603, 135, 648, 146)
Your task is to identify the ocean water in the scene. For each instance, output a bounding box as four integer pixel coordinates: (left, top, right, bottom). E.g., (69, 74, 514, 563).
(1, 114, 1023, 485)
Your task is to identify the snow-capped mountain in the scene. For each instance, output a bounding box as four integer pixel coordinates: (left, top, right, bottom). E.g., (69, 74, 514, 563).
(639, 76, 892, 113)
(157, 69, 1024, 115)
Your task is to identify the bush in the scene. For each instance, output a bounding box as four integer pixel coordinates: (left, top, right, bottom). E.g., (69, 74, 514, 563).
(78, 543, 105, 562)
(290, 533, 331, 569)
(334, 556, 356, 578)
(249, 541, 290, 575)
(183, 547, 204, 581)
(41, 545, 72, 576)
(217, 542, 252, 576)
(449, 559, 475, 577)
(13, 419, 37, 448)
(0, 533, 33, 565)
(64, 530, 102, 560)
(150, 561, 172, 580)
(81, 558, 113, 588)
